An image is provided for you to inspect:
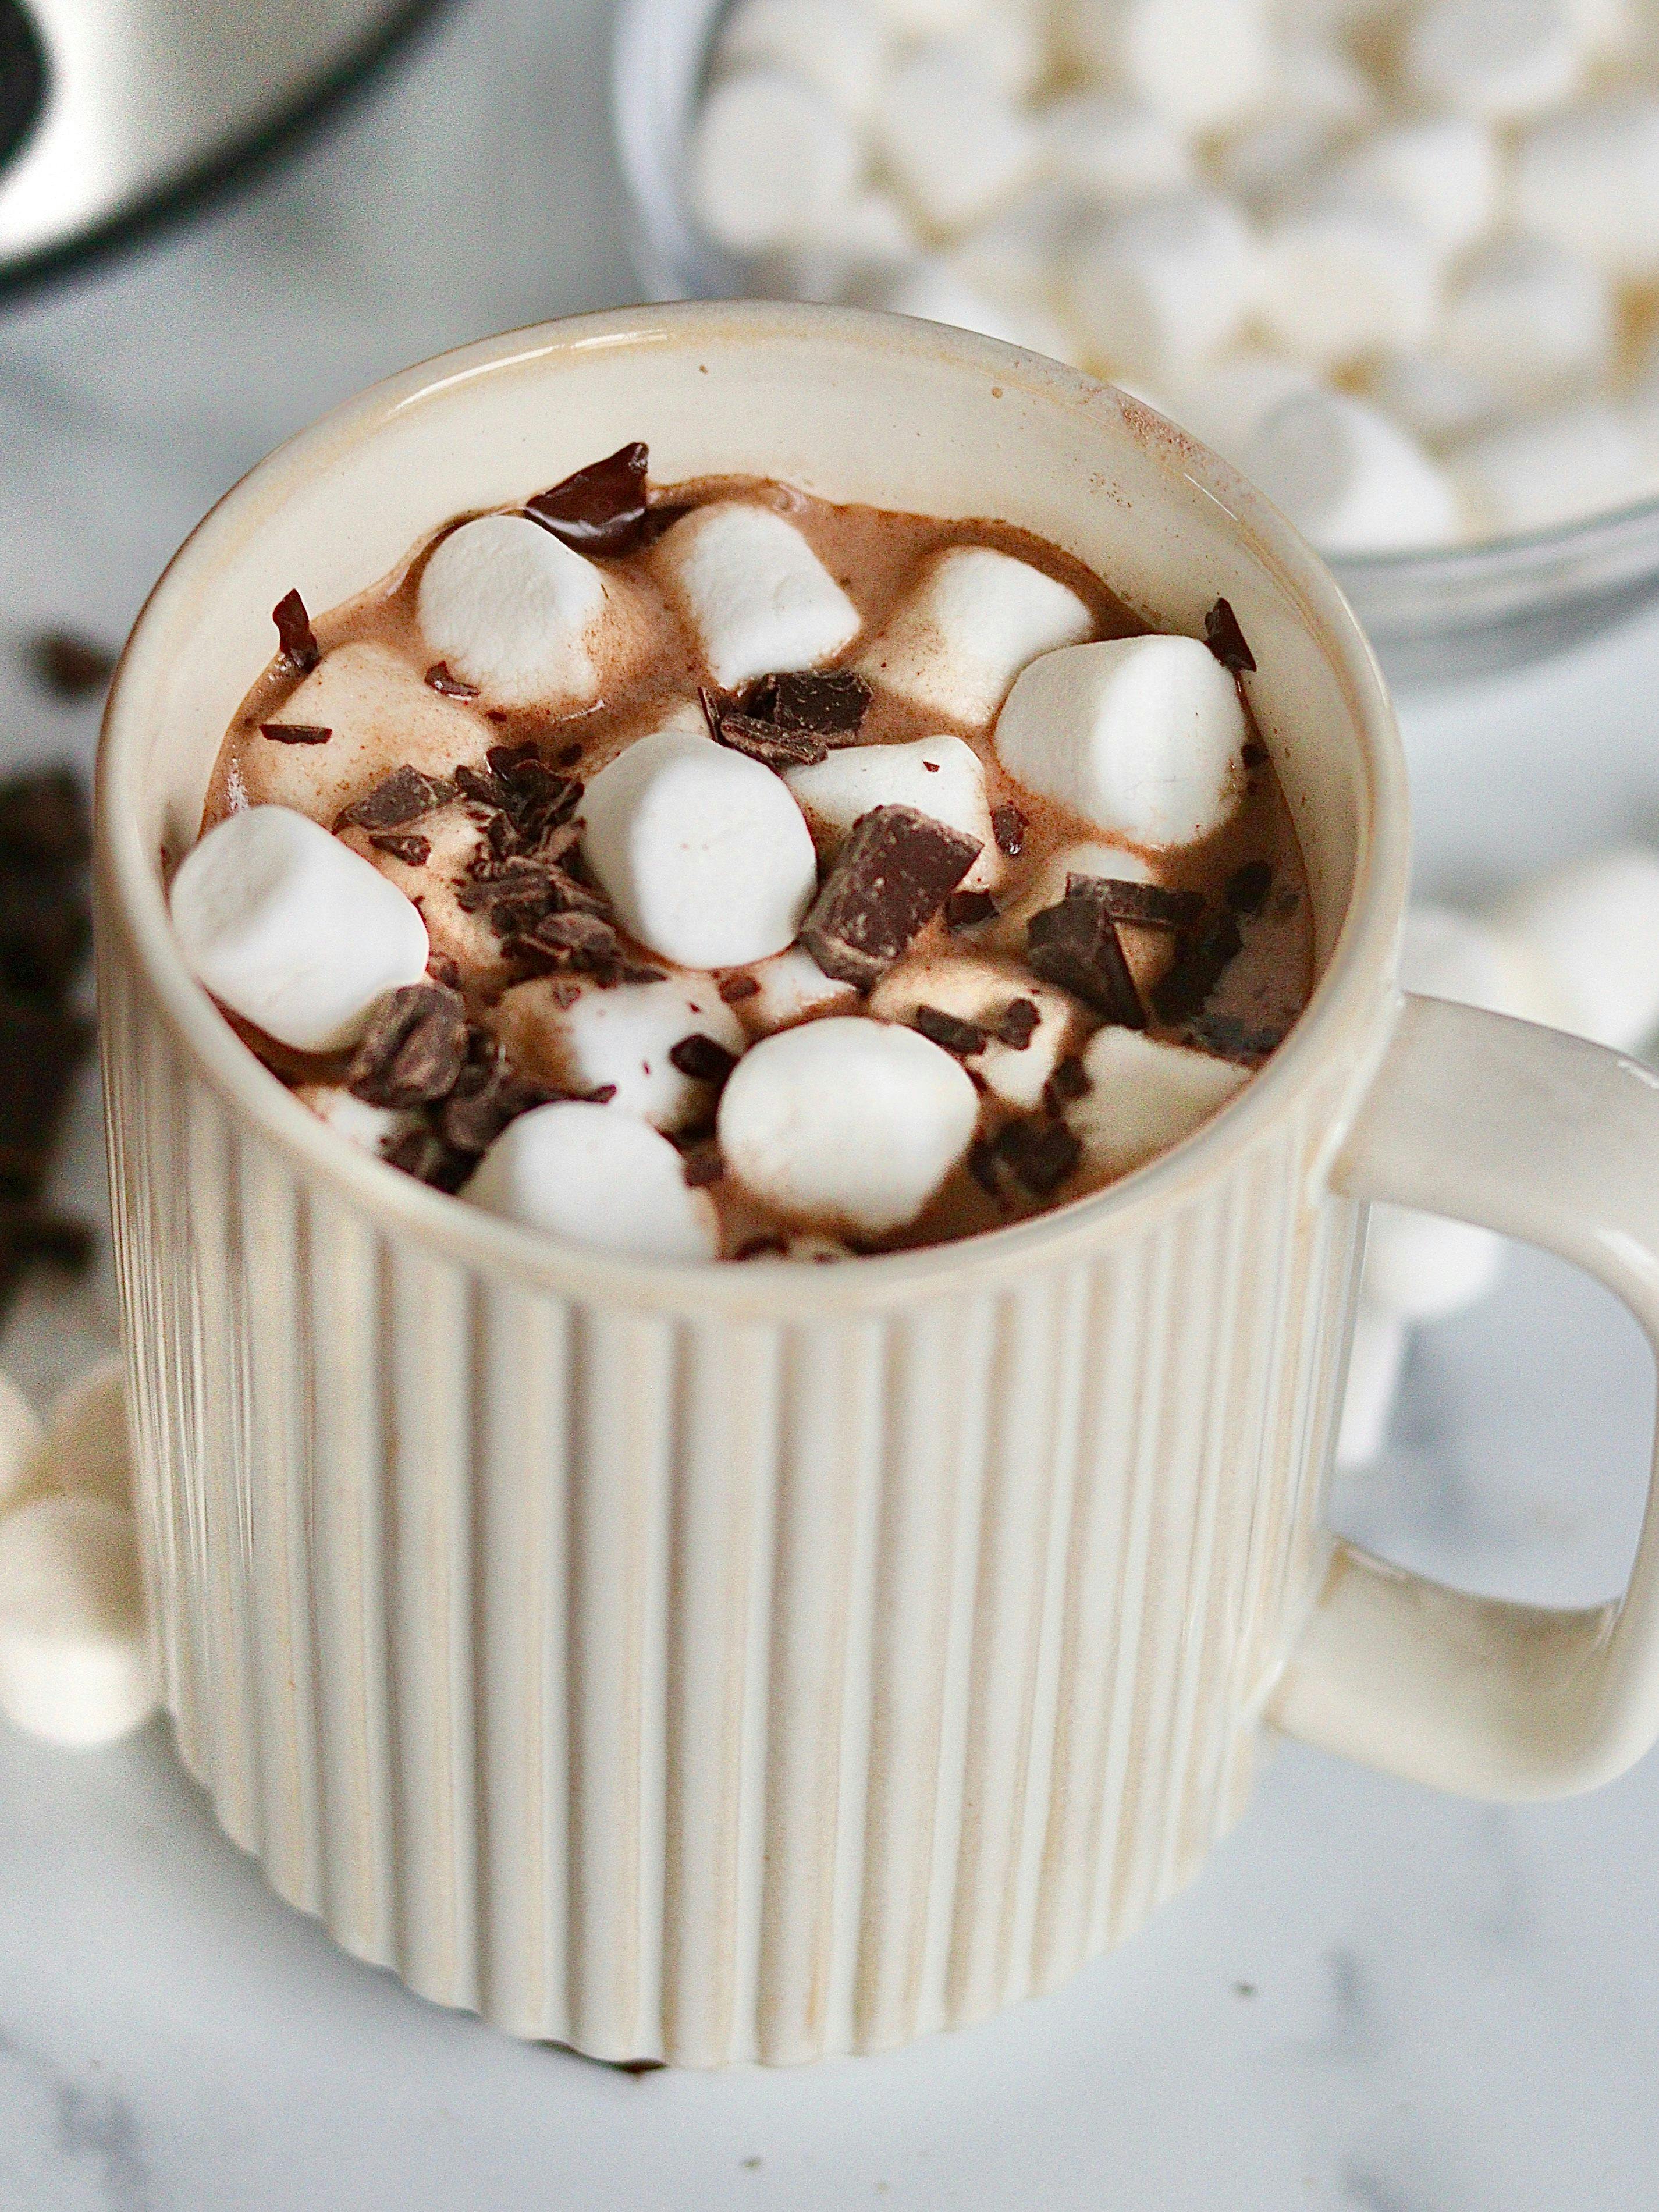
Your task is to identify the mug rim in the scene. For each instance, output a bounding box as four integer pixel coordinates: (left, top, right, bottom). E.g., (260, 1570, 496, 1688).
(96, 299, 1410, 1322)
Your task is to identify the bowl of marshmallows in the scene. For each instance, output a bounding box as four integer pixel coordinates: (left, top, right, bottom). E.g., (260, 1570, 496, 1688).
(613, 0, 1659, 681)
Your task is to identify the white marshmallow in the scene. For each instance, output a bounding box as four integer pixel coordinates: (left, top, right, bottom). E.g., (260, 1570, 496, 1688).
(868, 957, 1082, 1107)
(757, 190, 919, 303)
(1241, 388, 1462, 553)
(1514, 98, 1659, 281)
(866, 0, 984, 31)
(1336, 1299, 1409, 1467)
(1450, 402, 1644, 536)
(0, 1372, 44, 1517)
(718, 1017, 979, 1233)
(581, 725, 819, 970)
(1258, 187, 1440, 370)
(859, 545, 1095, 725)
(1166, 348, 1319, 468)
(873, 44, 1039, 234)
(1210, 116, 1349, 211)
(296, 1084, 408, 1157)
(1443, 237, 1614, 410)
(948, 188, 1084, 313)
(1403, 0, 1587, 123)
(1039, 93, 1195, 204)
(37, 1360, 132, 1514)
(730, 946, 859, 1035)
(495, 974, 745, 1132)
(464, 1102, 719, 1262)
(862, 260, 1084, 367)
(951, 4, 1048, 98)
(1359, 350, 1502, 446)
(1210, 40, 1376, 207)
(785, 734, 998, 887)
(1067, 1027, 1250, 1179)
(0, 1496, 155, 1748)
(1363, 1203, 1505, 1320)
(716, 0, 889, 120)
(1399, 903, 1568, 1027)
(658, 502, 861, 689)
(996, 635, 1247, 848)
(688, 70, 864, 253)
(1335, 118, 1501, 262)
(1063, 0, 1273, 134)
(170, 806, 430, 1053)
(1493, 849, 1659, 1050)
(1068, 192, 1257, 378)
(417, 513, 610, 711)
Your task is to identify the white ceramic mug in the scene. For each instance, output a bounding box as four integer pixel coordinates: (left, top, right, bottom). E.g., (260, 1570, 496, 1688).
(95, 304, 1659, 2068)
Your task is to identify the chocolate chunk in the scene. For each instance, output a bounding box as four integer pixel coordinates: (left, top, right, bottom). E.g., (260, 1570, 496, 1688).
(1026, 888, 1145, 1028)
(991, 804, 1027, 858)
(669, 1034, 738, 1085)
(347, 984, 468, 1109)
(525, 442, 649, 556)
(702, 691, 829, 770)
(0, 998, 94, 1194)
(272, 588, 320, 676)
(1065, 874, 1204, 929)
(1224, 860, 1273, 915)
(943, 889, 998, 933)
(427, 953, 463, 990)
(425, 661, 479, 698)
(800, 805, 982, 989)
(912, 1004, 987, 1056)
(1183, 1011, 1286, 1066)
(1151, 913, 1243, 1022)
(745, 668, 872, 736)
(640, 500, 691, 545)
(994, 1117, 1082, 1198)
(996, 997, 1040, 1050)
(719, 972, 761, 1002)
(368, 831, 431, 867)
(1203, 597, 1257, 675)
(968, 1138, 1002, 1198)
(260, 722, 332, 745)
(681, 1143, 725, 1188)
(0, 769, 90, 869)
(26, 631, 115, 701)
(383, 1126, 473, 1194)
(336, 766, 456, 833)
(1042, 1053, 1092, 1117)
(438, 1039, 554, 1156)
(456, 744, 582, 851)
(735, 1234, 788, 1261)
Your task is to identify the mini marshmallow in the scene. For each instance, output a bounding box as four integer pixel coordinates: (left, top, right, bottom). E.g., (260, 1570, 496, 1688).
(1335, 118, 1501, 262)
(1493, 849, 1659, 1050)
(495, 973, 746, 1132)
(716, 0, 890, 119)
(940, 188, 1082, 313)
(581, 724, 819, 970)
(1514, 98, 1659, 281)
(1359, 350, 1502, 446)
(658, 502, 861, 689)
(862, 260, 1084, 368)
(730, 946, 859, 1034)
(1166, 349, 1319, 468)
(0, 1372, 43, 1517)
(1241, 389, 1462, 553)
(1068, 191, 1257, 378)
(1210, 116, 1349, 211)
(1039, 92, 1195, 204)
(785, 734, 999, 887)
(296, 1084, 408, 1157)
(1067, 1027, 1249, 1180)
(1443, 237, 1615, 409)
(465, 1102, 719, 1262)
(859, 544, 1095, 726)
(873, 43, 1039, 234)
(37, 1359, 132, 1514)
(758, 189, 920, 303)
(1062, 0, 1273, 134)
(1210, 40, 1377, 206)
(0, 1496, 155, 1748)
(718, 1016, 979, 1233)
(1363, 1203, 1504, 1320)
(417, 513, 610, 710)
(951, 3, 1049, 98)
(868, 957, 1081, 1107)
(1450, 403, 1643, 536)
(1403, 0, 1587, 123)
(1258, 187, 1440, 370)
(689, 70, 864, 253)
(170, 806, 429, 1053)
(1336, 1298, 1409, 1467)
(996, 636, 1246, 848)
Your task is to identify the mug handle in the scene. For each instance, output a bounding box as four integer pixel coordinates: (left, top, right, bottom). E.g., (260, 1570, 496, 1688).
(1270, 990, 1659, 1801)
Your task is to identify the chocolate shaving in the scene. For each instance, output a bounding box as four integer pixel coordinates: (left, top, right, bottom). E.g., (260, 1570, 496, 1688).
(26, 631, 115, 701)
(1203, 597, 1257, 675)
(994, 1117, 1082, 1198)
(1224, 860, 1273, 915)
(383, 1126, 474, 1194)
(427, 953, 463, 990)
(437, 1036, 555, 1155)
(912, 1004, 987, 1056)
(455, 743, 582, 853)
(582, 1084, 620, 1104)
(368, 831, 431, 867)
(260, 722, 332, 745)
(525, 442, 650, 556)
(735, 1234, 788, 1261)
(1042, 1054, 1092, 1117)
(425, 661, 479, 698)
(719, 972, 761, 1002)
(800, 805, 982, 990)
(745, 668, 872, 737)
(1151, 913, 1244, 1022)
(272, 588, 319, 676)
(991, 804, 1026, 858)
(943, 889, 997, 933)
(996, 998, 1040, 1050)
(1026, 887, 1145, 1028)
(1065, 874, 1204, 929)
(347, 984, 468, 1109)
(968, 1139, 1002, 1198)
(1183, 1011, 1286, 1066)
(702, 691, 829, 771)
(668, 1034, 738, 1085)
(336, 766, 456, 833)
(681, 1143, 725, 1188)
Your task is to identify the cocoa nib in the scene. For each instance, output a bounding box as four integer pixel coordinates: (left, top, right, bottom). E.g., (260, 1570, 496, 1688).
(996, 997, 1040, 1050)
(800, 805, 982, 990)
(272, 588, 319, 676)
(1026, 885, 1145, 1028)
(425, 661, 479, 698)
(1151, 912, 1244, 1022)
(526, 442, 649, 557)
(335, 766, 456, 833)
(1064, 873, 1203, 929)
(260, 722, 331, 745)
(1203, 597, 1257, 675)
(668, 1034, 738, 1085)
(743, 668, 872, 737)
(347, 984, 468, 1109)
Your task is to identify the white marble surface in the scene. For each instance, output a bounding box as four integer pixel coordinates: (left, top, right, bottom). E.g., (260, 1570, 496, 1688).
(3, 1, 1659, 2202)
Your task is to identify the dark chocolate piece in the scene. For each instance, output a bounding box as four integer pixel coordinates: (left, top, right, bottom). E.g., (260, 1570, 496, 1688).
(438, 1036, 554, 1156)
(425, 661, 479, 698)
(1183, 1011, 1287, 1066)
(912, 1004, 987, 1056)
(456, 744, 582, 853)
(383, 1126, 474, 1193)
(368, 831, 431, 867)
(745, 669, 872, 737)
(681, 1144, 725, 1188)
(735, 1235, 789, 1261)
(336, 766, 456, 833)
(994, 1117, 1082, 1198)
(704, 696, 829, 771)
(347, 984, 468, 1109)
(800, 805, 981, 989)
(1203, 597, 1257, 675)
(525, 442, 649, 556)
(582, 1084, 620, 1104)
(943, 889, 997, 933)
(1026, 888, 1145, 1028)
(1151, 913, 1244, 1022)
(996, 997, 1040, 1050)
(26, 631, 115, 701)
(668, 1034, 738, 1085)
(1065, 874, 1204, 929)
(427, 953, 464, 990)
(1224, 860, 1273, 915)
(968, 1139, 1002, 1198)
(272, 588, 319, 677)
(991, 804, 1026, 858)
(260, 722, 332, 745)
(1042, 1053, 1092, 1118)
(719, 972, 761, 1002)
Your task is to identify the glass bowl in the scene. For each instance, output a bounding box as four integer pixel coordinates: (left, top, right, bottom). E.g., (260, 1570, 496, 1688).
(609, 0, 1659, 688)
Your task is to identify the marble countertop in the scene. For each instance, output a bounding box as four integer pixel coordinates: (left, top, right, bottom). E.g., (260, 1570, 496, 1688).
(3, 2, 1658, 2202)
